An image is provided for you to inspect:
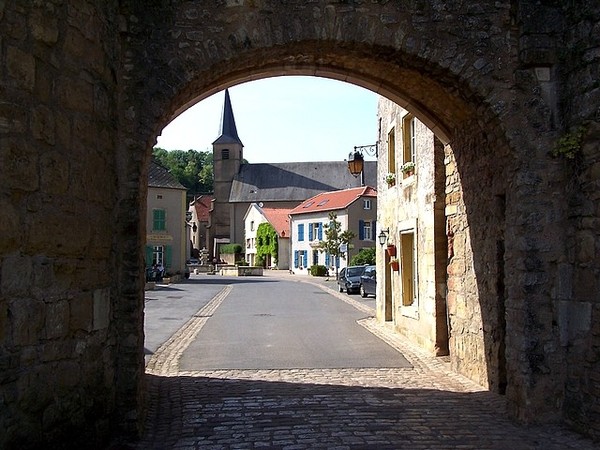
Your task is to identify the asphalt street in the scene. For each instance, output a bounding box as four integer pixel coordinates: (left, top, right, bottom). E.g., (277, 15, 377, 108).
(178, 276, 410, 370)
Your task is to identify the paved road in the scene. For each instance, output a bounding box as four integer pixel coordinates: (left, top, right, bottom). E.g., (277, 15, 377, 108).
(132, 272, 598, 450)
(179, 277, 410, 370)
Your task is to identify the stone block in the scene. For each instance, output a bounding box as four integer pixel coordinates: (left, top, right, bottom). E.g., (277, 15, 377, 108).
(6, 45, 35, 91)
(0, 138, 40, 192)
(0, 197, 20, 253)
(93, 288, 110, 331)
(45, 300, 69, 339)
(31, 105, 56, 145)
(559, 300, 592, 346)
(1, 254, 33, 297)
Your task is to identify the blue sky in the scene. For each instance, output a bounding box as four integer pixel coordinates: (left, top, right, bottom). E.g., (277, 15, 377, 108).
(155, 76, 379, 163)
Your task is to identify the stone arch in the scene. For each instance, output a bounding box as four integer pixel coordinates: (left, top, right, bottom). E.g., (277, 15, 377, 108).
(6, 1, 599, 447)
(116, 0, 539, 433)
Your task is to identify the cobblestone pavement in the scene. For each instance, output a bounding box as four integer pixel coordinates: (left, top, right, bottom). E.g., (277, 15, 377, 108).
(133, 273, 598, 449)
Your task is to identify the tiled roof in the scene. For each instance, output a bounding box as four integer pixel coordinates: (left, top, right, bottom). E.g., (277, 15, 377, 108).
(260, 207, 292, 238)
(148, 160, 187, 190)
(229, 161, 377, 203)
(289, 186, 377, 216)
(190, 195, 213, 222)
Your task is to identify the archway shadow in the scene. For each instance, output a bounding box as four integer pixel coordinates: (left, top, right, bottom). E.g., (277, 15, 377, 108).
(130, 374, 596, 449)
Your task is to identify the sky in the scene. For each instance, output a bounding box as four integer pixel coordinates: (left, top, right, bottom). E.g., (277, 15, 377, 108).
(155, 76, 379, 164)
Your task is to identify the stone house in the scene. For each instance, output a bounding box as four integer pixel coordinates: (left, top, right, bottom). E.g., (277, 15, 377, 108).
(206, 89, 377, 261)
(375, 96, 455, 368)
(289, 186, 377, 274)
(146, 160, 188, 276)
(243, 203, 292, 269)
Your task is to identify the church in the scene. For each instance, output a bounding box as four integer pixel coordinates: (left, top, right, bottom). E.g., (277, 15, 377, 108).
(190, 89, 377, 260)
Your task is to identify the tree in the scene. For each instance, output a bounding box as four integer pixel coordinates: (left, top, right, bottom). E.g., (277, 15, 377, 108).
(315, 212, 355, 278)
(256, 223, 278, 268)
(152, 147, 214, 198)
(350, 247, 375, 266)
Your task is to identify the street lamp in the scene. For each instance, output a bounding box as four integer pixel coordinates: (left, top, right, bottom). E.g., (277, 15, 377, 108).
(378, 228, 389, 246)
(347, 143, 377, 186)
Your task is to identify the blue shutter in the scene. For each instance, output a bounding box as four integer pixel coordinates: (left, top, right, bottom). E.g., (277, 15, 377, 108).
(325, 253, 330, 266)
(294, 250, 299, 268)
(373, 220, 376, 241)
(359, 220, 365, 240)
(308, 223, 313, 241)
(298, 224, 304, 241)
(318, 223, 323, 240)
(303, 251, 308, 267)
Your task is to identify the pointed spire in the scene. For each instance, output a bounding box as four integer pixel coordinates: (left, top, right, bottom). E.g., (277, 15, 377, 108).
(213, 89, 243, 146)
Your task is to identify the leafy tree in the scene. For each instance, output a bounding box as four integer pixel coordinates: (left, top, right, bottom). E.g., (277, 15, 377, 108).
(152, 147, 214, 198)
(315, 212, 355, 278)
(350, 247, 375, 266)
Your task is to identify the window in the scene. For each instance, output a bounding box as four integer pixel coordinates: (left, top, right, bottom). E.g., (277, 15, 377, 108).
(312, 250, 319, 265)
(400, 230, 417, 307)
(294, 250, 308, 268)
(153, 209, 166, 231)
(363, 199, 371, 210)
(308, 222, 322, 241)
(402, 115, 416, 172)
(152, 245, 164, 266)
(156, 194, 162, 199)
(387, 127, 396, 175)
(250, 220, 255, 231)
(363, 221, 372, 240)
(222, 149, 230, 159)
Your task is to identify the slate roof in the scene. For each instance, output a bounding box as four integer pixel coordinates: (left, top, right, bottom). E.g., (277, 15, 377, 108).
(212, 89, 243, 146)
(190, 195, 214, 222)
(229, 161, 377, 203)
(148, 160, 187, 190)
(289, 186, 377, 216)
(261, 207, 292, 238)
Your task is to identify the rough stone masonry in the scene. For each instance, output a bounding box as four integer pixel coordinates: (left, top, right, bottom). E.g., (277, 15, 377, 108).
(0, 1, 599, 448)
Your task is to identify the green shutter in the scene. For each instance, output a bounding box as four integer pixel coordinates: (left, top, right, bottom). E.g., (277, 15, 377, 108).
(165, 245, 173, 267)
(145, 246, 153, 266)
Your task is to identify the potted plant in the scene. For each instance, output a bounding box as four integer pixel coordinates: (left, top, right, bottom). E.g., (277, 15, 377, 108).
(401, 161, 415, 176)
(386, 244, 396, 257)
(384, 172, 396, 186)
(389, 258, 400, 271)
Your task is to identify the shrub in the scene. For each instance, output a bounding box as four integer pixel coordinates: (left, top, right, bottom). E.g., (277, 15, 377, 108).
(236, 259, 249, 266)
(221, 243, 243, 254)
(350, 248, 376, 266)
(310, 265, 328, 276)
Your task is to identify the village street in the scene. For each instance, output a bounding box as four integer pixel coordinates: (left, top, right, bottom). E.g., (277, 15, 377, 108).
(132, 272, 598, 449)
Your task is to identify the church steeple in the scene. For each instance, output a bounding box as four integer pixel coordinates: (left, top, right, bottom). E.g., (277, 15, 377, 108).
(213, 89, 243, 146)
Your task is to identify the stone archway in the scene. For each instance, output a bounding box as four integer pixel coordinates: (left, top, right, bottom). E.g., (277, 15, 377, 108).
(3, 1, 599, 447)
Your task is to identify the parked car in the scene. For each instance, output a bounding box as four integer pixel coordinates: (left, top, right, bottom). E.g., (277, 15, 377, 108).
(337, 265, 367, 294)
(360, 265, 376, 298)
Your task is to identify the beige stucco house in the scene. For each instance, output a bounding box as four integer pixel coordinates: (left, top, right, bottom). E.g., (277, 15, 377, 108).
(145, 160, 188, 277)
(376, 97, 449, 357)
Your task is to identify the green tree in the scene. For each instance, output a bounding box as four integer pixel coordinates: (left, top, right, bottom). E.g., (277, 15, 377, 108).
(350, 247, 375, 266)
(152, 147, 214, 198)
(315, 212, 355, 278)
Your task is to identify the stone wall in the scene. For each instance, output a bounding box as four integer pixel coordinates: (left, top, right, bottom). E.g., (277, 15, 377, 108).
(0, 1, 122, 448)
(1, 0, 600, 447)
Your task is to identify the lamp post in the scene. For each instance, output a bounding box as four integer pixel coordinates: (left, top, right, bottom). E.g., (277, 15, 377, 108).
(347, 143, 377, 186)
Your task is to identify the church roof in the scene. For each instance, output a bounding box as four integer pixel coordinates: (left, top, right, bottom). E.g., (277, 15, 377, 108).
(212, 89, 243, 146)
(148, 159, 187, 190)
(228, 161, 377, 203)
(289, 186, 377, 216)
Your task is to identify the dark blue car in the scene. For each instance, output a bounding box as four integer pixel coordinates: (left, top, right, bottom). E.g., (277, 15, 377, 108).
(360, 265, 376, 298)
(337, 265, 367, 294)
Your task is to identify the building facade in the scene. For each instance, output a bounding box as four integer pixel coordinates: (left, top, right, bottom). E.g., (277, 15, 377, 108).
(289, 186, 377, 274)
(146, 160, 189, 277)
(243, 203, 291, 269)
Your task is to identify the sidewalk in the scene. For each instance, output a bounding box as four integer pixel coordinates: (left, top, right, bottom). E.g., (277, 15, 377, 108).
(131, 272, 597, 449)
